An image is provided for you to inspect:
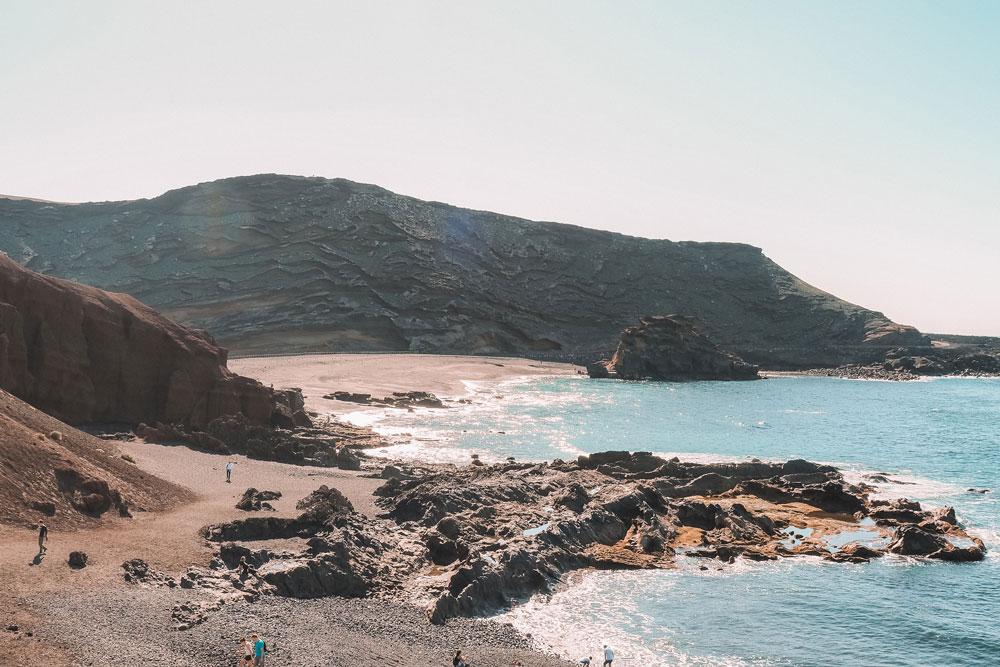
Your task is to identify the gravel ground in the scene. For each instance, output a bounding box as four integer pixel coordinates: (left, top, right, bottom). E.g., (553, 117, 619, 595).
(34, 588, 573, 667)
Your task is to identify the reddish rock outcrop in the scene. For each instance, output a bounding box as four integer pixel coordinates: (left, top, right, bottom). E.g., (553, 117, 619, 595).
(0, 253, 278, 426)
(588, 315, 760, 381)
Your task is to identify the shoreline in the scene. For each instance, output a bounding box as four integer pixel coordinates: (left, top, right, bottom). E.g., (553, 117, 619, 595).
(6, 353, 995, 666)
(229, 353, 581, 416)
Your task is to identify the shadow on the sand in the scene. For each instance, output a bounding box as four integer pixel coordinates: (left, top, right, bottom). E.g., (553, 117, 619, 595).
(29, 552, 45, 566)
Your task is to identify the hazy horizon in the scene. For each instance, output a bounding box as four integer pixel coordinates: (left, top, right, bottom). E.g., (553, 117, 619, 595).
(2, 1, 997, 335)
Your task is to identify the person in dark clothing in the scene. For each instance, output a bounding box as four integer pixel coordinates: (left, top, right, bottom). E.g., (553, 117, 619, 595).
(237, 555, 256, 577)
(453, 649, 469, 666)
(37, 521, 48, 553)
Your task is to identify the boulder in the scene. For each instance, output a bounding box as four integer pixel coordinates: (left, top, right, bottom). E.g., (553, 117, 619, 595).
(68, 551, 88, 568)
(295, 485, 354, 524)
(236, 488, 280, 512)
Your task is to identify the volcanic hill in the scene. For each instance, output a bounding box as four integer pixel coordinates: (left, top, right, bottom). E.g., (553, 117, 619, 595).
(0, 175, 928, 367)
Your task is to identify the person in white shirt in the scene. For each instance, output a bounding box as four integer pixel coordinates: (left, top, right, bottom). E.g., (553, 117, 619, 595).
(603, 645, 614, 666)
(226, 461, 234, 483)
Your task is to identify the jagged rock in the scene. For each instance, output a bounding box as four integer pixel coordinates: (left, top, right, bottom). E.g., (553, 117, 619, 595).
(295, 485, 354, 524)
(236, 488, 281, 511)
(588, 316, 760, 381)
(887, 525, 949, 555)
(552, 484, 590, 513)
(188, 451, 984, 629)
(68, 551, 88, 568)
(930, 544, 985, 562)
(122, 558, 177, 586)
(331, 447, 360, 471)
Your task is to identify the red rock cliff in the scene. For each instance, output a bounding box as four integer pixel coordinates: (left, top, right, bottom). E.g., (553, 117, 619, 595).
(0, 253, 276, 426)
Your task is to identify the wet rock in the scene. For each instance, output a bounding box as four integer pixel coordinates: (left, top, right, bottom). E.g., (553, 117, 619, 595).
(887, 525, 949, 555)
(68, 551, 88, 568)
(825, 544, 884, 563)
(928, 506, 957, 525)
(929, 544, 985, 562)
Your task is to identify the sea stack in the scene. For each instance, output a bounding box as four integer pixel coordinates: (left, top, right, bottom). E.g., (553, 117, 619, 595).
(587, 315, 760, 381)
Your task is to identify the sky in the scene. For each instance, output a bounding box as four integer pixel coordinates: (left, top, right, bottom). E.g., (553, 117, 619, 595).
(1, 1, 997, 335)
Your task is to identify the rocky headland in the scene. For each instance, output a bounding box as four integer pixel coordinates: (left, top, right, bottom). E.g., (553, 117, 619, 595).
(791, 342, 1000, 381)
(587, 315, 760, 381)
(0, 253, 288, 427)
(0, 174, 930, 368)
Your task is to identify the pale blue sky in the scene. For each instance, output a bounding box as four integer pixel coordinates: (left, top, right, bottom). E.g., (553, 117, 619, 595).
(1, 1, 997, 335)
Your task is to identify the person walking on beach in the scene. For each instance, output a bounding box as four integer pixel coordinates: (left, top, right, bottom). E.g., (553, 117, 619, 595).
(226, 461, 234, 483)
(37, 521, 48, 553)
(251, 633, 265, 666)
(602, 645, 614, 666)
(238, 637, 253, 666)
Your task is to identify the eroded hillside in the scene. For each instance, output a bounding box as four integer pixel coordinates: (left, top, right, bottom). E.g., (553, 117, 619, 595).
(0, 175, 927, 366)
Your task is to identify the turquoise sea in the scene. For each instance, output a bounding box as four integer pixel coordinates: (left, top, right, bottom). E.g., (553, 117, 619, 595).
(350, 376, 1000, 666)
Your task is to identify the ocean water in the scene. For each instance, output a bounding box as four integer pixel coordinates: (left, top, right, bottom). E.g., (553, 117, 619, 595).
(347, 376, 1000, 666)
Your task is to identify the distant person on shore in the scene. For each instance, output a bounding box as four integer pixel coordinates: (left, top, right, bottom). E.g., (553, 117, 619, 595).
(581, 657, 592, 665)
(226, 461, 234, 483)
(237, 555, 256, 578)
(238, 637, 253, 666)
(37, 521, 48, 553)
(251, 633, 265, 666)
(453, 649, 469, 666)
(603, 645, 614, 666)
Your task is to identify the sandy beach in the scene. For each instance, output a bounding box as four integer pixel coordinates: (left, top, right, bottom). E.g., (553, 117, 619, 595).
(230, 353, 580, 415)
(1, 354, 580, 666)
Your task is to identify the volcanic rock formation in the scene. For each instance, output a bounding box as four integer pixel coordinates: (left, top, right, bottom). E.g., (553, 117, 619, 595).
(0, 253, 291, 427)
(587, 315, 760, 380)
(174, 451, 983, 629)
(0, 175, 929, 367)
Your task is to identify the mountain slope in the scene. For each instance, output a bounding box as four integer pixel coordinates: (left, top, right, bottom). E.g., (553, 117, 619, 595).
(0, 174, 926, 367)
(0, 388, 189, 527)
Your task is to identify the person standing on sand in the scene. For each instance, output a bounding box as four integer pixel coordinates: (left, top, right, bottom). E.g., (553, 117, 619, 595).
(603, 645, 614, 666)
(226, 461, 234, 483)
(251, 633, 265, 666)
(37, 521, 48, 553)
